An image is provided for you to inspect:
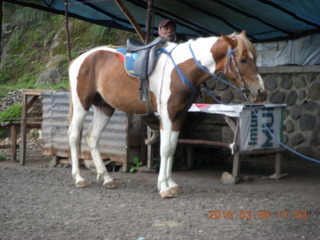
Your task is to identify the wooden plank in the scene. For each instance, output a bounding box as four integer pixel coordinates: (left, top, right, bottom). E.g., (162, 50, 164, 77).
(239, 148, 285, 156)
(0, 145, 11, 149)
(178, 139, 230, 148)
(11, 125, 17, 162)
(23, 89, 53, 96)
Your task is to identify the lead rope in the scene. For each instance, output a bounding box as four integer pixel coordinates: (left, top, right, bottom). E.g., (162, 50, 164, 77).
(243, 94, 320, 164)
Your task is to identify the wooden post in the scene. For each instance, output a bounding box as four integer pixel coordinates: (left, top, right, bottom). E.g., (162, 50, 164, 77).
(0, 0, 2, 64)
(64, 0, 72, 61)
(144, 0, 154, 44)
(20, 91, 27, 165)
(114, 0, 145, 42)
(11, 125, 17, 162)
(231, 119, 241, 177)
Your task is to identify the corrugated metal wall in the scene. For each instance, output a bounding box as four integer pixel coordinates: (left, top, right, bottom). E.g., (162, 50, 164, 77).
(41, 91, 139, 170)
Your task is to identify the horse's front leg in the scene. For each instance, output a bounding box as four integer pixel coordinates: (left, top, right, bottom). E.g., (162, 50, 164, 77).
(158, 128, 180, 198)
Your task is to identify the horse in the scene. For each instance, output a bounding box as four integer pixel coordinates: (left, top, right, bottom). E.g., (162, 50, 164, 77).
(68, 30, 265, 198)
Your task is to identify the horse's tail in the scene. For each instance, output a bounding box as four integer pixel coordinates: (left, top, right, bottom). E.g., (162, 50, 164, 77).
(68, 90, 73, 127)
(68, 69, 83, 162)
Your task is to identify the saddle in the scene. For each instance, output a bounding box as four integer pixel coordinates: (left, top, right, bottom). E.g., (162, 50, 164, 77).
(126, 36, 166, 111)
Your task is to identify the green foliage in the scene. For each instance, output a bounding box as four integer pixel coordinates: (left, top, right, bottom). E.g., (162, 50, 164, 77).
(152, 157, 161, 170)
(0, 104, 22, 122)
(0, 154, 7, 161)
(130, 157, 143, 173)
(3, 2, 50, 25)
(1, 2, 138, 93)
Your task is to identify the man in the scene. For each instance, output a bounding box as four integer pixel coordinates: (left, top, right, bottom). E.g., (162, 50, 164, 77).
(158, 19, 177, 42)
(142, 19, 178, 145)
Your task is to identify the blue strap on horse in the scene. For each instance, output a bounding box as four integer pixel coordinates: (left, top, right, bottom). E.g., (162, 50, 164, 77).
(161, 46, 199, 113)
(188, 43, 244, 93)
(161, 46, 198, 92)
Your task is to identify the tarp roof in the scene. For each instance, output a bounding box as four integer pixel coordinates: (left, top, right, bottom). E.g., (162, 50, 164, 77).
(41, 0, 320, 42)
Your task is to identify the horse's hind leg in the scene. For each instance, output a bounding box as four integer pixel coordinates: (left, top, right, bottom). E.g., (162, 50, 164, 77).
(68, 104, 88, 188)
(86, 105, 116, 189)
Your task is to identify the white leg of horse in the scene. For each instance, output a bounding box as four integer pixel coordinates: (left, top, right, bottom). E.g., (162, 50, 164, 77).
(68, 106, 88, 188)
(85, 106, 116, 189)
(166, 131, 183, 195)
(158, 127, 180, 198)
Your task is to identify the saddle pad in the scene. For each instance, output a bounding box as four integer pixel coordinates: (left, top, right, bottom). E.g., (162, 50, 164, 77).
(116, 48, 139, 77)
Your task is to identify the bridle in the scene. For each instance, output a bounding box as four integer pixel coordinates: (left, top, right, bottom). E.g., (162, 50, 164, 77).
(224, 48, 247, 91)
(188, 44, 248, 94)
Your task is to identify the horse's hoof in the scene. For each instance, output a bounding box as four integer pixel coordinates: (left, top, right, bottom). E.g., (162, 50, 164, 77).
(159, 189, 175, 198)
(75, 180, 88, 188)
(170, 187, 183, 196)
(103, 181, 117, 189)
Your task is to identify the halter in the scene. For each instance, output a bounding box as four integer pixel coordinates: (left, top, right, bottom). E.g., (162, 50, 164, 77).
(225, 48, 247, 91)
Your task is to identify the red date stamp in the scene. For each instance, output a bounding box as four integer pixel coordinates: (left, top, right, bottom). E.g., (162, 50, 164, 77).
(208, 210, 308, 220)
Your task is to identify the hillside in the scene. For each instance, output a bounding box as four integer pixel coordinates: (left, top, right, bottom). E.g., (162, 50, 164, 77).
(0, 2, 137, 100)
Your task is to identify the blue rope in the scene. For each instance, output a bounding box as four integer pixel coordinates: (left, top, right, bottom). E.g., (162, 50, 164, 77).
(161, 47, 197, 92)
(243, 94, 320, 164)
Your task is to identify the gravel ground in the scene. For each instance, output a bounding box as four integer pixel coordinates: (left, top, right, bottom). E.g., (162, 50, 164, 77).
(0, 146, 320, 240)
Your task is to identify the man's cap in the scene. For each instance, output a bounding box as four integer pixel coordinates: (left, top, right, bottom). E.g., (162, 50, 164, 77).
(158, 19, 176, 28)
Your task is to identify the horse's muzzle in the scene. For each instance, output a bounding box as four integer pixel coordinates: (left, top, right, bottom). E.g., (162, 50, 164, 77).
(257, 89, 267, 102)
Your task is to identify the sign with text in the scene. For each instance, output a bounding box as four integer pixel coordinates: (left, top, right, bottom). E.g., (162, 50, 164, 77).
(239, 105, 285, 151)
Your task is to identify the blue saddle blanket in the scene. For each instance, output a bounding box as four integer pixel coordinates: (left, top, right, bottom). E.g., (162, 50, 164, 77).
(116, 48, 139, 77)
(116, 47, 162, 78)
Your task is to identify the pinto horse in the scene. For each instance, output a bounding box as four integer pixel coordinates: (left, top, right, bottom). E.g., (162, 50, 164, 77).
(68, 31, 265, 198)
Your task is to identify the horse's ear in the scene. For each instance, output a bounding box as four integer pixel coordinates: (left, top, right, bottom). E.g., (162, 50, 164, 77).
(221, 34, 237, 48)
(240, 30, 247, 37)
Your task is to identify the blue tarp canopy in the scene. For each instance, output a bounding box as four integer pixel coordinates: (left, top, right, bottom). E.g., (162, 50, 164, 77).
(41, 0, 320, 42)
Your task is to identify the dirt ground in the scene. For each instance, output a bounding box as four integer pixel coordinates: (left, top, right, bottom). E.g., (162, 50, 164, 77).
(0, 144, 320, 240)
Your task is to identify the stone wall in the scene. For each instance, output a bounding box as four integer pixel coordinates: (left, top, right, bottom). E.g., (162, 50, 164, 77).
(260, 66, 320, 159)
(199, 66, 320, 159)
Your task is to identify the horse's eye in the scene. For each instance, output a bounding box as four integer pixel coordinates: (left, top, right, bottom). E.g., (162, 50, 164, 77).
(240, 58, 246, 63)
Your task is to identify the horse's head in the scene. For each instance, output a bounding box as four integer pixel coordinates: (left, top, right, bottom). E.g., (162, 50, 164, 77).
(212, 31, 266, 102)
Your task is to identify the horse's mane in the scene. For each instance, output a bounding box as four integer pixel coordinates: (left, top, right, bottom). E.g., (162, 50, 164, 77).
(231, 33, 257, 60)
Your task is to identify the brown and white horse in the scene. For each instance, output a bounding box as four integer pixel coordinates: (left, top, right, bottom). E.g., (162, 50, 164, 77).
(68, 31, 265, 198)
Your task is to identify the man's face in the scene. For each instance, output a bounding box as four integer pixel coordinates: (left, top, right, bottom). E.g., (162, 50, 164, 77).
(159, 23, 176, 42)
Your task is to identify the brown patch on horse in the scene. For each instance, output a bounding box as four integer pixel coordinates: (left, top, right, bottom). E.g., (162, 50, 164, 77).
(77, 50, 157, 115)
(210, 38, 229, 73)
(77, 50, 104, 111)
(166, 59, 213, 131)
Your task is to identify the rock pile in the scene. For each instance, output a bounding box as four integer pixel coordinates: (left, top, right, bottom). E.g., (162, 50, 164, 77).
(0, 90, 22, 112)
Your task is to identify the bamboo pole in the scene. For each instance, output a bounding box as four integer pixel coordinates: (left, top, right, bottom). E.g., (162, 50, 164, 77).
(114, 0, 145, 42)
